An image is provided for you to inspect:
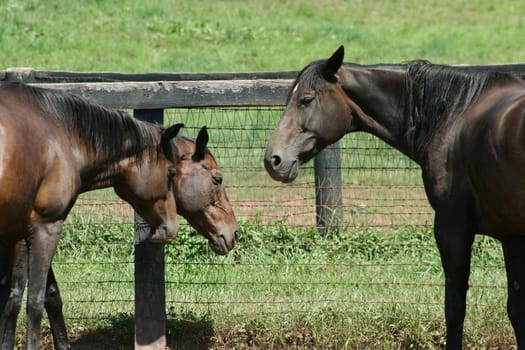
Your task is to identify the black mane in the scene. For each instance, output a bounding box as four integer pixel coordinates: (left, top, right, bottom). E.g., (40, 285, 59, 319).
(404, 61, 520, 154)
(24, 83, 161, 163)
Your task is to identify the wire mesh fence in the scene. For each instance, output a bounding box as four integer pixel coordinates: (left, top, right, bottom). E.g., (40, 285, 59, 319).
(49, 106, 510, 346)
(171, 107, 434, 229)
(70, 106, 433, 230)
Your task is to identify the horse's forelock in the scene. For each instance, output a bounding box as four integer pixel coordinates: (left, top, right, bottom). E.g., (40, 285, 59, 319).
(286, 60, 330, 103)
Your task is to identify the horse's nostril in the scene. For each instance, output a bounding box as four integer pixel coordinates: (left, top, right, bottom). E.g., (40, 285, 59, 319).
(271, 155, 281, 167)
(234, 229, 240, 241)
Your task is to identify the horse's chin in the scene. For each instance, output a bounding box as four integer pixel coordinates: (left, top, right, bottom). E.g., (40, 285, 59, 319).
(281, 171, 298, 183)
(149, 224, 178, 244)
(268, 159, 299, 183)
(298, 142, 324, 165)
(273, 147, 323, 183)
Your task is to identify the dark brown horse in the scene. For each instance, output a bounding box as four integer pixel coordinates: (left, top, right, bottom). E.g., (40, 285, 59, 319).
(0, 126, 239, 349)
(0, 82, 208, 349)
(265, 46, 525, 349)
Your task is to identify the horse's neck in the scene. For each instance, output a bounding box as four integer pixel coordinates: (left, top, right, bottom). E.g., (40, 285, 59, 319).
(79, 168, 117, 193)
(339, 64, 417, 160)
(78, 140, 157, 193)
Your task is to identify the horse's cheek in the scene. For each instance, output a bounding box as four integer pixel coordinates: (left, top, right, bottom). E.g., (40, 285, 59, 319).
(178, 177, 207, 213)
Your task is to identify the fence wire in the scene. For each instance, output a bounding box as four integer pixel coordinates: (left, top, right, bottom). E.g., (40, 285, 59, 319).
(54, 107, 507, 340)
(70, 106, 433, 229)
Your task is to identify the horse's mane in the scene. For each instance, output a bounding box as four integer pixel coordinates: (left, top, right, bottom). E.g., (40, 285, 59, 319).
(404, 61, 521, 154)
(23, 83, 161, 162)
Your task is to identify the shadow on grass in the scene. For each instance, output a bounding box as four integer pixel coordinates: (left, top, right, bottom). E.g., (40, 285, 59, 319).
(67, 312, 214, 350)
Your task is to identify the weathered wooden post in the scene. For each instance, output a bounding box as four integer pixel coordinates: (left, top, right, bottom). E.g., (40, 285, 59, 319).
(4, 67, 35, 83)
(314, 141, 343, 235)
(133, 109, 166, 350)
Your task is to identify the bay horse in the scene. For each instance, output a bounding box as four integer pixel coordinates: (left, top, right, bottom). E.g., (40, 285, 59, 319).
(172, 127, 239, 253)
(0, 126, 239, 349)
(265, 46, 525, 349)
(0, 81, 217, 350)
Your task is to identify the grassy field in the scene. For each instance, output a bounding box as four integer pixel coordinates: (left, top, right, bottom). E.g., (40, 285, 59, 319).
(2, 0, 525, 349)
(48, 220, 510, 349)
(2, 0, 525, 72)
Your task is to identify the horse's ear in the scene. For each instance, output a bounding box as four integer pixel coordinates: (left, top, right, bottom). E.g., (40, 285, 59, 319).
(322, 45, 344, 82)
(162, 123, 184, 142)
(192, 126, 209, 162)
(161, 123, 184, 161)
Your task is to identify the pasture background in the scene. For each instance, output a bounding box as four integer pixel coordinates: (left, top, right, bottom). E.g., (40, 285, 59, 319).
(2, 0, 525, 349)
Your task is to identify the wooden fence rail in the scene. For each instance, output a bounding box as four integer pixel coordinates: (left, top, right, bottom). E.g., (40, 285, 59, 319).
(3, 64, 525, 348)
(1, 68, 347, 234)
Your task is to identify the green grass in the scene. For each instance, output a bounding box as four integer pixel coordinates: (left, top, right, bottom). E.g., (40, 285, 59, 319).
(1, 0, 525, 73)
(42, 220, 512, 349)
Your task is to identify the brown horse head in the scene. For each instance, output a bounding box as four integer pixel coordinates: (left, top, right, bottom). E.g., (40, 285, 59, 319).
(264, 45, 353, 182)
(172, 127, 239, 255)
(113, 123, 184, 243)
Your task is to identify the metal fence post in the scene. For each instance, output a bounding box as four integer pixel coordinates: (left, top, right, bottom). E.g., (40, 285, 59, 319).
(133, 109, 166, 350)
(314, 141, 343, 236)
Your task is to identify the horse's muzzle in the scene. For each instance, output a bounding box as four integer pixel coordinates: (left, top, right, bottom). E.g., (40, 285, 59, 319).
(209, 229, 239, 256)
(264, 152, 299, 183)
(149, 222, 179, 244)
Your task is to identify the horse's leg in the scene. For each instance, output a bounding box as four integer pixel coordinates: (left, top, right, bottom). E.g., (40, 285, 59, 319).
(501, 236, 525, 349)
(0, 243, 10, 349)
(0, 242, 12, 316)
(0, 241, 28, 350)
(25, 221, 63, 350)
(45, 266, 70, 350)
(0, 247, 70, 349)
(434, 212, 475, 350)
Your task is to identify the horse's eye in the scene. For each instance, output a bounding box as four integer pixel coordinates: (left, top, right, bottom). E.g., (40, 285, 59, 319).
(299, 95, 314, 107)
(212, 174, 223, 185)
(211, 169, 223, 185)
